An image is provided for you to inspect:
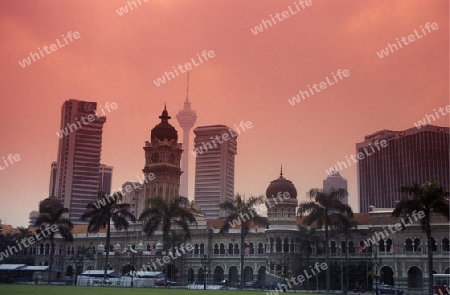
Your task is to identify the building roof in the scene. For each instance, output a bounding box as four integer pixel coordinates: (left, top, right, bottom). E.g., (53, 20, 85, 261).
(208, 218, 266, 230)
(151, 106, 178, 142)
(266, 167, 298, 199)
(0, 224, 21, 235)
(295, 212, 372, 226)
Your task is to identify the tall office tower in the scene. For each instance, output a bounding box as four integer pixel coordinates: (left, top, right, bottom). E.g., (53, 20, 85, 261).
(357, 125, 449, 212)
(143, 106, 183, 203)
(323, 171, 348, 204)
(193, 125, 237, 220)
(55, 99, 106, 222)
(99, 164, 113, 195)
(121, 182, 144, 218)
(28, 210, 39, 227)
(176, 77, 197, 199)
(49, 161, 58, 196)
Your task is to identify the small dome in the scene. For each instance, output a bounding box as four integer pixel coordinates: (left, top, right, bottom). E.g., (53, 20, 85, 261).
(39, 196, 64, 214)
(151, 106, 178, 142)
(266, 168, 297, 199)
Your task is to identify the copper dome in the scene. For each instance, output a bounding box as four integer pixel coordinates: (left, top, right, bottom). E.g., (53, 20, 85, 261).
(265, 168, 297, 199)
(151, 106, 178, 142)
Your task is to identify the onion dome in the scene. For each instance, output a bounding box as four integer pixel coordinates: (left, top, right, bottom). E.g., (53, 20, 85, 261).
(39, 196, 64, 214)
(265, 166, 297, 199)
(151, 105, 178, 142)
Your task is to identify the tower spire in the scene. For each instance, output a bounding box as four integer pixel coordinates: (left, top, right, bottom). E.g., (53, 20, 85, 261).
(186, 71, 190, 101)
(280, 164, 283, 177)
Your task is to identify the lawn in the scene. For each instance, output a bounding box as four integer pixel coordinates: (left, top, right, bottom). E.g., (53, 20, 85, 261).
(0, 285, 262, 295)
(0, 285, 335, 295)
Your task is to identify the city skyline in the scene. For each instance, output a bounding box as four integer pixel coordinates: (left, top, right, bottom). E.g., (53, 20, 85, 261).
(0, 0, 449, 227)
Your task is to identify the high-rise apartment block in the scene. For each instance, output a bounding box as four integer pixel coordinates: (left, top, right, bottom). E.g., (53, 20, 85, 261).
(357, 125, 449, 212)
(193, 125, 237, 220)
(323, 171, 348, 204)
(54, 99, 106, 222)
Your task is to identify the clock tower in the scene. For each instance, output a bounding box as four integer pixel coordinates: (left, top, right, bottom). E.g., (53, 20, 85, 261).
(143, 106, 183, 203)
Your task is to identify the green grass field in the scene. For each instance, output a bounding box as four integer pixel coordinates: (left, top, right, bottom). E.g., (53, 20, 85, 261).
(0, 285, 257, 295)
(0, 285, 334, 295)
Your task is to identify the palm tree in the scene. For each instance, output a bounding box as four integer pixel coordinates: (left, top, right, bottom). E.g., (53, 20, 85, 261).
(297, 188, 353, 292)
(330, 215, 358, 294)
(298, 225, 324, 291)
(35, 207, 73, 283)
(139, 196, 196, 253)
(219, 194, 269, 289)
(81, 191, 136, 281)
(392, 181, 449, 295)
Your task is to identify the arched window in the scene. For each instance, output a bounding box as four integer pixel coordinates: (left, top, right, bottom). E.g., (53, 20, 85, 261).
(379, 240, 385, 252)
(430, 237, 437, 252)
(194, 244, 199, 255)
(275, 237, 282, 252)
(386, 239, 393, 253)
(341, 240, 347, 254)
(405, 238, 413, 252)
(330, 241, 337, 255)
(213, 244, 219, 255)
(228, 243, 233, 255)
(413, 238, 421, 253)
(200, 243, 205, 255)
(283, 238, 289, 253)
(249, 242, 255, 254)
(234, 243, 239, 254)
(442, 238, 449, 252)
(348, 241, 355, 254)
(219, 243, 225, 255)
(258, 242, 264, 254)
(40, 243, 44, 255)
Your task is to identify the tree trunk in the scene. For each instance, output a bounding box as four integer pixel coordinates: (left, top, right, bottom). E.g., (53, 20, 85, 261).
(48, 235, 55, 284)
(104, 220, 111, 281)
(345, 231, 349, 294)
(426, 217, 433, 295)
(240, 230, 245, 289)
(325, 225, 330, 292)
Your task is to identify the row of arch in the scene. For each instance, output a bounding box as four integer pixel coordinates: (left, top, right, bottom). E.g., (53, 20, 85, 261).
(213, 242, 264, 255)
(378, 266, 450, 288)
(30, 237, 449, 257)
(186, 265, 263, 284)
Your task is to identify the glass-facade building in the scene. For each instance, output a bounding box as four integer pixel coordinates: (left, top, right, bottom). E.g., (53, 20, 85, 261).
(357, 125, 449, 213)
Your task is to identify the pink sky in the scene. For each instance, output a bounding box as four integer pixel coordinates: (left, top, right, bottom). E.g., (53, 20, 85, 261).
(0, 0, 448, 227)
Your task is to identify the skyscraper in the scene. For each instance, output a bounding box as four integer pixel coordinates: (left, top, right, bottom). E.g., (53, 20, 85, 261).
(193, 125, 237, 220)
(176, 76, 197, 199)
(323, 171, 348, 204)
(99, 164, 113, 195)
(143, 106, 183, 203)
(357, 125, 449, 212)
(54, 99, 106, 222)
(49, 161, 58, 197)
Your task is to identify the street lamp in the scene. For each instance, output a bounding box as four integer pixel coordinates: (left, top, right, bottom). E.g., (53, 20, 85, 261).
(201, 254, 209, 290)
